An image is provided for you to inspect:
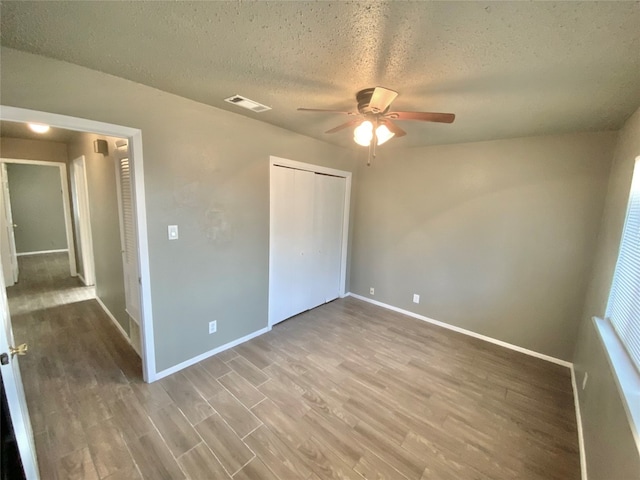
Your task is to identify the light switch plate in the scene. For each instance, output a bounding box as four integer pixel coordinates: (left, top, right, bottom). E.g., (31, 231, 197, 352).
(168, 225, 179, 240)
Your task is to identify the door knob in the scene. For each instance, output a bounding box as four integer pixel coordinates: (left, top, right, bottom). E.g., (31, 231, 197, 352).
(12, 224, 17, 228)
(9, 343, 28, 357)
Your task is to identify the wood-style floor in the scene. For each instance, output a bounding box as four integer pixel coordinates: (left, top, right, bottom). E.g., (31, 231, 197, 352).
(8, 253, 581, 480)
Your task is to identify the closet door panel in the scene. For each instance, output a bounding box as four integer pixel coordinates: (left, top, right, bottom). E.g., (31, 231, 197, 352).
(269, 166, 296, 324)
(314, 174, 346, 303)
(291, 169, 316, 315)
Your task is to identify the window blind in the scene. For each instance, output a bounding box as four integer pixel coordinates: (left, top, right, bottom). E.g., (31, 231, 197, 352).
(606, 159, 640, 373)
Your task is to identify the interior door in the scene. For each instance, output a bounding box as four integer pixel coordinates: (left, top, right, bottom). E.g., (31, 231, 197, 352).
(0, 266, 39, 479)
(70, 156, 95, 286)
(114, 144, 141, 324)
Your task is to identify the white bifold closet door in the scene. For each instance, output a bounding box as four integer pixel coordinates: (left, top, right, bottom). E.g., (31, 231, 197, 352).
(270, 165, 346, 325)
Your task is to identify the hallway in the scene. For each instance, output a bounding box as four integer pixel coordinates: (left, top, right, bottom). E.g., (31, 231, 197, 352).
(8, 252, 143, 479)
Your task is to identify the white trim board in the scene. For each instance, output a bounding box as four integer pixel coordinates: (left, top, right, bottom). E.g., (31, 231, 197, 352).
(70, 155, 96, 286)
(346, 292, 573, 368)
(593, 316, 640, 457)
(16, 249, 69, 257)
(95, 296, 133, 349)
(571, 366, 588, 480)
(154, 326, 272, 380)
(0, 105, 156, 383)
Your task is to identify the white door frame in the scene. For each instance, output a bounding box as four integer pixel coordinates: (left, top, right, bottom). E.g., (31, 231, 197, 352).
(0, 164, 19, 286)
(70, 155, 95, 286)
(0, 106, 156, 383)
(268, 156, 352, 327)
(0, 158, 77, 278)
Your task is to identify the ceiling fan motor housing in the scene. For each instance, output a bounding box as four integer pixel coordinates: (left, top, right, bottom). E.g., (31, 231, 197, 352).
(356, 88, 387, 115)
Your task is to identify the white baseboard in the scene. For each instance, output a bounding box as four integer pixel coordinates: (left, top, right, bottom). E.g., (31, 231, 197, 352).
(347, 292, 573, 368)
(571, 366, 588, 480)
(17, 248, 69, 256)
(95, 296, 133, 348)
(154, 326, 272, 381)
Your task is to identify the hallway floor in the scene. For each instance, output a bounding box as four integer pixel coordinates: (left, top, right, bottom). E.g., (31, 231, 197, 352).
(8, 253, 581, 479)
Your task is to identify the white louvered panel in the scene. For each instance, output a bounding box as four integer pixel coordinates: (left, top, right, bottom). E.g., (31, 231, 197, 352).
(606, 160, 640, 372)
(119, 158, 136, 265)
(116, 153, 141, 324)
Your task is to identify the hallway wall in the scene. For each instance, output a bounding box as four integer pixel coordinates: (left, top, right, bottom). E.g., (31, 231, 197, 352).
(67, 134, 128, 335)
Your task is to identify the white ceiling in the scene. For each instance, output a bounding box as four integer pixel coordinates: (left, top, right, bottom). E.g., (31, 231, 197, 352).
(1, 1, 639, 148)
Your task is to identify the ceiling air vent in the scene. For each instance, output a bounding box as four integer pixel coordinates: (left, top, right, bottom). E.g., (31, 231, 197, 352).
(224, 95, 271, 113)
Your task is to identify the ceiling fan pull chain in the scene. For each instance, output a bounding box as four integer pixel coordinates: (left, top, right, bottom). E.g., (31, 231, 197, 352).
(369, 130, 378, 166)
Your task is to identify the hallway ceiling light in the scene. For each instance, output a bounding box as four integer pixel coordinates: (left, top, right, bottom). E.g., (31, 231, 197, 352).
(28, 123, 50, 134)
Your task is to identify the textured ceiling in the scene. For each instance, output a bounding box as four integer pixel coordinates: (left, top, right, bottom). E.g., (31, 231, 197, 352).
(1, 1, 639, 148)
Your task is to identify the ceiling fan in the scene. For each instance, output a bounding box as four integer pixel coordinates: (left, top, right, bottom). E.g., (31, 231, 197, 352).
(298, 86, 455, 165)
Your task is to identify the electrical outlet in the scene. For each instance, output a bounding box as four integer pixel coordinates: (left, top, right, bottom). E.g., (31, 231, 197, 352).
(413, 294, 420, 304)
(582, 372, 589, 390)
(369, 287, 375, 295)
(209, 320, 217, 334)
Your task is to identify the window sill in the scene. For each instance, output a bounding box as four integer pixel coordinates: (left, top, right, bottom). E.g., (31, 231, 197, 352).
(593, 316, 640, 451)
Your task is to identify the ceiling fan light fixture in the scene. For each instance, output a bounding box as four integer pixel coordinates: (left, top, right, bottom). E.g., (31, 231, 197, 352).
(375, 124, 394, 145)
(353, 121, 395, 147)
(354, 120, 373, 146)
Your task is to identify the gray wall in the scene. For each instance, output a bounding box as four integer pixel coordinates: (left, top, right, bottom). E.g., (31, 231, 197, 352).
(350, 132, 615, 361)
(0, 47, 356, 372)
(6, 163, 68, 253)
(67, 135, 129, 334)
(573, 106, 640, 479)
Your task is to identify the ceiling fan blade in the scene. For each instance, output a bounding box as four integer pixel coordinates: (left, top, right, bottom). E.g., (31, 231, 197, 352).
(298, 108, 355, 115)
(325, 119, 362, 134)
(382, 119, 406, 137)
(387, 111, 455, 123)
(369, 87, 398, 113)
